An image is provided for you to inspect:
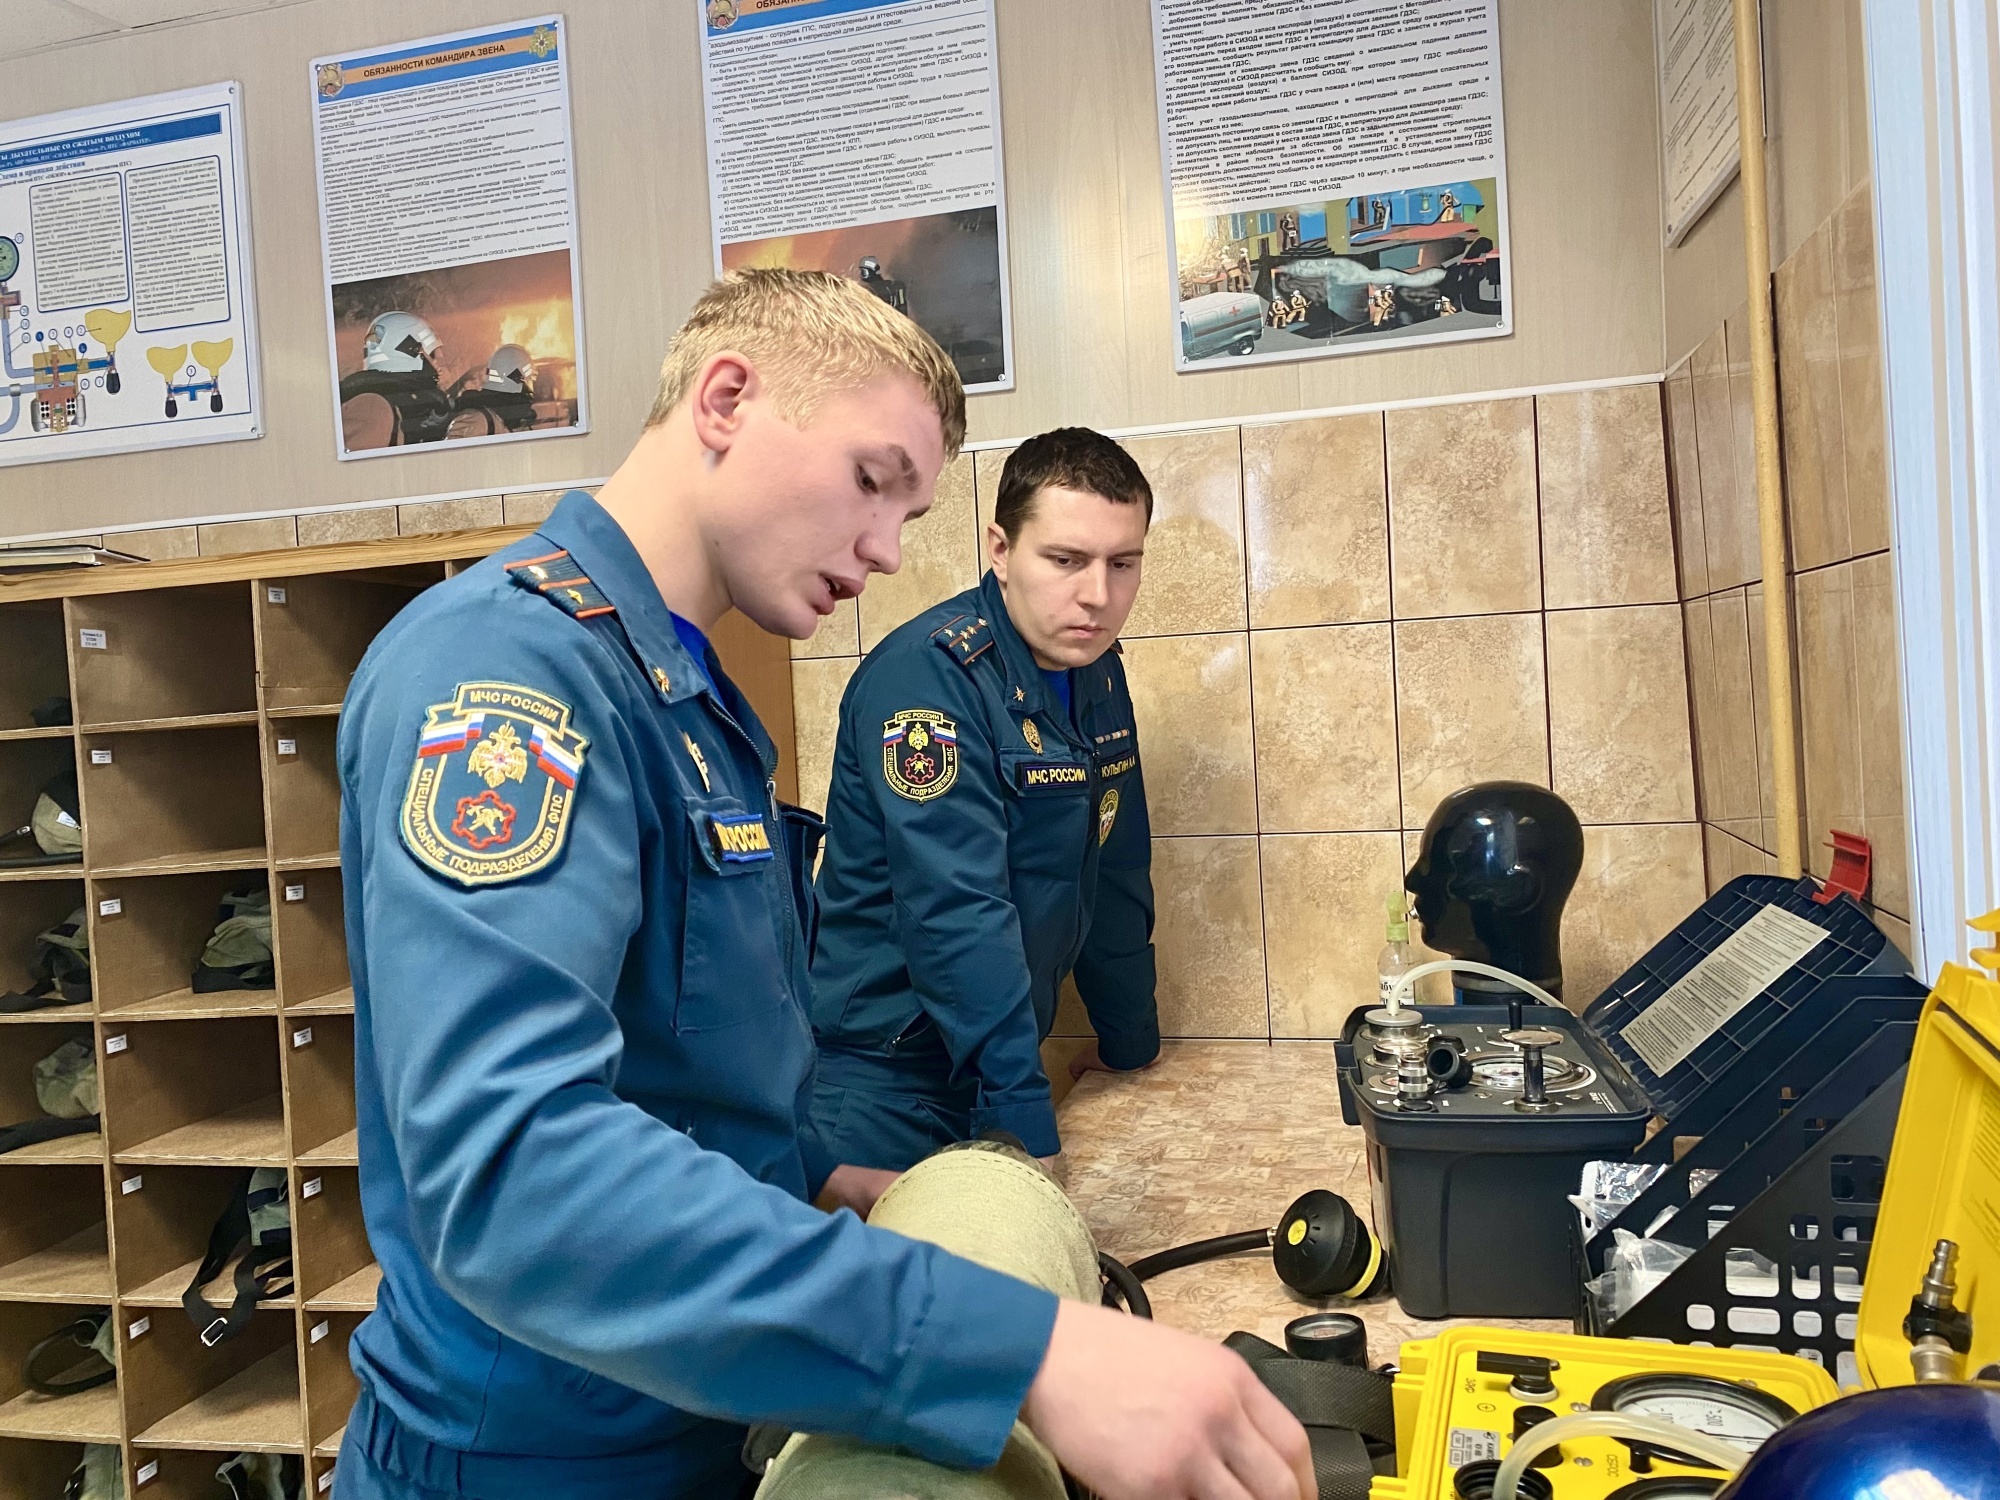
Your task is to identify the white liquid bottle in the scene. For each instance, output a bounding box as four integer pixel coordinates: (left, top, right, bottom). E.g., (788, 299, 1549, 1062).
(1378, 891, 1415, 1007)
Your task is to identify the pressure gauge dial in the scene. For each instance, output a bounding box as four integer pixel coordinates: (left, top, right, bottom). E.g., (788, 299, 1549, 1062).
(1592, 1373, 1798, 1455)
(0, 237, 20, 282)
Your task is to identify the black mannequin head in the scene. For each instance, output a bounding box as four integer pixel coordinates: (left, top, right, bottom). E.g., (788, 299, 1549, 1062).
(1405, 782, 1584, 1002)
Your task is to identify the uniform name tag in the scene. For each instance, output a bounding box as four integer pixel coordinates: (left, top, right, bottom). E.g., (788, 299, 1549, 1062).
(1017, 760, 1089, 792)
(1098, 752, 1138, 779)
(709, 811, 774, 863)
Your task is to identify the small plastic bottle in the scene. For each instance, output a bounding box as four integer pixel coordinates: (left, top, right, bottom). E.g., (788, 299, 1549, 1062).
(1378, 891, 1415, 1007)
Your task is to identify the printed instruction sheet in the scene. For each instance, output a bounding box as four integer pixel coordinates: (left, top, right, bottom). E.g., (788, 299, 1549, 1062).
(701, 0, 1015, 394)
(1152, 0, 1511, 372)
(0, 82, 261, 469)
(311, 16, 588, 459)
(1656, 0, 1740, 247)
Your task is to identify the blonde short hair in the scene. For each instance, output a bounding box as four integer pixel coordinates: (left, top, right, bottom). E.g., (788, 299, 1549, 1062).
(647, 268, 966, 457)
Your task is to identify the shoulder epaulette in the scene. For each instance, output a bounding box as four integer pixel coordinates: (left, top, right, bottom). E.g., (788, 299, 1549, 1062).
(506, 549, 615, 620)
(929, 613, 993, 668)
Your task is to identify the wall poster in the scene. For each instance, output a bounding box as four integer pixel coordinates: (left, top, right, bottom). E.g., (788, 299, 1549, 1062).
(700, 0, 1015, 395)
(0, 82, 262, 469)
(311, 16, 588, 459)
(1151, 0, 1511, 373)
(1657, 0, 1742, 247)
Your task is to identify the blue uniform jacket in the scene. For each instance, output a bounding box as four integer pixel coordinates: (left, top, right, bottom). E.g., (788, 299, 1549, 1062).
(809, 572, 1160, 1161)
(337, 492, 1056, 1499)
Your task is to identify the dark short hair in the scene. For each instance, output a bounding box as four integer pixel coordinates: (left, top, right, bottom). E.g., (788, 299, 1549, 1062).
(993, 428, 1153, 542)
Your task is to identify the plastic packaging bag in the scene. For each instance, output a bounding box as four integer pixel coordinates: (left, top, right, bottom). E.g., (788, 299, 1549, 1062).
(1585, 1229, 1695, 1324)
(1569, 1158, 1668, 1238)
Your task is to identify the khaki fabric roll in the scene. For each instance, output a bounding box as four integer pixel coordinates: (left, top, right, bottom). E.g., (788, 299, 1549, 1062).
(756, 1142, 1096, 1500)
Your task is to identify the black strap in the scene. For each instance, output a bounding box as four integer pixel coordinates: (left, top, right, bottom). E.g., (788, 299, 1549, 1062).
(0, 1115, 98, 1157)
(182, 1172, 293, 1347)
(24, 1314, 114, 1396)
(1225, 1332, 1397, 1500)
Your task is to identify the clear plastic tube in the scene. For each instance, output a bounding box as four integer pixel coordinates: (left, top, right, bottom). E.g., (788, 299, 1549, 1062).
(1490, 1412, 1746, 1499)
(1383, 959, 1564, 1016)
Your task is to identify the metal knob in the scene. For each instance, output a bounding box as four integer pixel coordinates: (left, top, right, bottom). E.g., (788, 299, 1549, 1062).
(1395, 1050, 1436, 1112)
(1502, 1028, 1564, 1113)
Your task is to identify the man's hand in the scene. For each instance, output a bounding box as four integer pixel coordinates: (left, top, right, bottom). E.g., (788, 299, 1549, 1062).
(814, 1164, 899, 1219)
(1068, 1041, 1159, 1081)
(1022, 1301, 1314, 1500)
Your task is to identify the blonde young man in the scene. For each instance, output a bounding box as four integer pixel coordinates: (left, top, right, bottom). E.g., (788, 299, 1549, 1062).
(334, 270, 1312, 1500)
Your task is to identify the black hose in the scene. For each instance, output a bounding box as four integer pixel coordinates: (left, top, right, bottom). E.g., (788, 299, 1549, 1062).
(1126, 1229, 1272, 1282)
(1098, 1252, 1152, 1319)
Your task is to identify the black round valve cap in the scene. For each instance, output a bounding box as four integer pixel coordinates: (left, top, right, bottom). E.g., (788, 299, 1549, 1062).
(1454, 1460, 1553, 1500)
(1283, 1312, 1367, 1366)
(1272, 1189, 1382, 1298)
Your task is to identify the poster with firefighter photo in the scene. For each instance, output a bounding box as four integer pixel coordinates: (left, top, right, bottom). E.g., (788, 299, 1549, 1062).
(310, 17, 587, 457)
(701, 0, 1014, 394)
(1153, 0, 1511, 372)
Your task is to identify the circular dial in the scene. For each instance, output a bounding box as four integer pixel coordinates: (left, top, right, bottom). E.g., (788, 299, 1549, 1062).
(1593, 1373, 1798, 1454)
(0, 237, 19, 282)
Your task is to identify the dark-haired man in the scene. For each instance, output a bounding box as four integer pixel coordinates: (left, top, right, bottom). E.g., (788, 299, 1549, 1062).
(809, 428, 1159, 1172)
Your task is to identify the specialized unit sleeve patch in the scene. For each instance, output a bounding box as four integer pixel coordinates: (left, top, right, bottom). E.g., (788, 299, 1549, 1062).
(882, 709, 959, 802)
(401, 681, 589, 885)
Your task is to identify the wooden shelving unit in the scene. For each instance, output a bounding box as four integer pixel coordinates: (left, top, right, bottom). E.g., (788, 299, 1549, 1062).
(0, 525, 799, 1495)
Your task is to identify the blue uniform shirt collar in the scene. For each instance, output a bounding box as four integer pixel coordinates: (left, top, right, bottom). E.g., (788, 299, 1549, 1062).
(534, 490, 777, 771)
(976, 570, 1105, 731)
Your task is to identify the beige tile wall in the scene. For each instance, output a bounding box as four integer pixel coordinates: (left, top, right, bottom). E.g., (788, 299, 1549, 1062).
(793, 387, 1708, 1042)
(1663, 180, 1911, 946)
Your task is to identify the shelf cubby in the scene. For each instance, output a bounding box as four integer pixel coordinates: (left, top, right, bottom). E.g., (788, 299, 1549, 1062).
(125, 1308, 299, 1454)
(0, 1303, 122, 1445)
(67, 587, 256, 730)
(273, 868, 348, 1011)
(0, 877, 85, 1015)
(255, 570, 438, 714)
(0, 1023, 99, 1166)
(89, 869, 274, 1021)
(265, 717, 339, 866)
(79, 726, 265, 876)
(0, 1436, 90, 1499)
(282, 1015, 353, 1164)
(292, 1164, 371, 1310)
(109, 1165, 291, 1315)
(0, 736, 79, 878)
(100, 1019, 283, 1167)
(0, 1167, 109, 1304)
(302, 1308, 362, 1464)
(0, 601, 71, 735)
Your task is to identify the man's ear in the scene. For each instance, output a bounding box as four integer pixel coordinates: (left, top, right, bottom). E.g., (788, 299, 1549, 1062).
(687, 351, 759, 455)
(985, 520, 1012, 583)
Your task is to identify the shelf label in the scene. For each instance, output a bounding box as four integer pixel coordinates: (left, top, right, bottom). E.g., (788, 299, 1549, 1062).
(136, 1459, 159, 1486)
(104, 1033, 128, 1055)
(277, 737, 298, 756)
(302, 1175, 323, 1199)
(319, 1468, 335, 1493)
(267, 585, 289, 604)
(78, 627, 107, 650)
(311, 1319, 330, 1343)
(98, 897, 122, 917)
(128, 1315, 150, 1341)
(285, 883, 307, 903)
(293, 1026, 315, 1049)
(89, 748, 113, 765)
(121, 1174, 143, 1195)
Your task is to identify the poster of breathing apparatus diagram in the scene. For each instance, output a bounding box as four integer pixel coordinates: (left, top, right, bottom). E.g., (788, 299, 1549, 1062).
(0, 82, 262, 468)
(310, 17, 588, 459)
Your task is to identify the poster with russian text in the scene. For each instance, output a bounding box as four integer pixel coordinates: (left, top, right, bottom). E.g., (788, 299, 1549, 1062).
(701, 0, 1015, 394)
(0, 82, 262, 469)
(1151, 0, 1510, 373)
(311, 17, 588, 459)
(1657, 0, 1739, 247)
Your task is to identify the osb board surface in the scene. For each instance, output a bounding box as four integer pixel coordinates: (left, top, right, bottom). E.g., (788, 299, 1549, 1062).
(1059, 1041, 1565, 1365)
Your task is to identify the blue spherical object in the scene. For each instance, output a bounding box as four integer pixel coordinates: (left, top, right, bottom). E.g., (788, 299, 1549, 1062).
(1719, 1384, 2000, 1500)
